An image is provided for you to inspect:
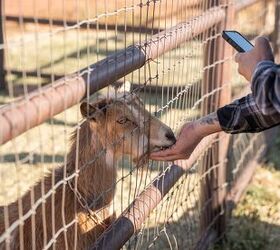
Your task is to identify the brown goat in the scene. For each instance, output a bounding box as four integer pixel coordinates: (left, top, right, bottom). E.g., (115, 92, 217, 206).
(0, 92, 176, 249)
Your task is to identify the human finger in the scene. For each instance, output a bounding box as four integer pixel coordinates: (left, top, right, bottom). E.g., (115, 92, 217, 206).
(255, 36, 274, 61)
(150, 153, 186, 161)
(255, 36, 270, 49)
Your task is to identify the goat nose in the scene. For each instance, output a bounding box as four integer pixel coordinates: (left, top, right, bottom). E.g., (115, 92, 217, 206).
(165, 130, 176, 144)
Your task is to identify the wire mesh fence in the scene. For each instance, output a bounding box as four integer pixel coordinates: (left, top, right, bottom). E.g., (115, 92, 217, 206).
(0, 0, 277, 249)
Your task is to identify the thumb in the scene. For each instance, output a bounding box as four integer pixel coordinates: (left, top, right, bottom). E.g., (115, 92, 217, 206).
(255, 36, 269, 47)
(254, 36, 274, 61)
(255, 36, 270, 49)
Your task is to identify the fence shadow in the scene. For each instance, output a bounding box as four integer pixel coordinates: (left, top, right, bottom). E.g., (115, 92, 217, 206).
(46, 117, 77, 127)
(1, 152, 65, 164)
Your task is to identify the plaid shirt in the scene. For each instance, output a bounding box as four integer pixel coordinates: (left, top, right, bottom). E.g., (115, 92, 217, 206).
(217, 61, 280, 133)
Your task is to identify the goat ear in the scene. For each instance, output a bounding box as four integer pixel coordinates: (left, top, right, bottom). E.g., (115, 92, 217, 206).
(80, 99, 108, 121)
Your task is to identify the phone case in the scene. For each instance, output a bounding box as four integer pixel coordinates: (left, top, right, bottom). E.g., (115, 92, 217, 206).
(222, 30, 254, 53)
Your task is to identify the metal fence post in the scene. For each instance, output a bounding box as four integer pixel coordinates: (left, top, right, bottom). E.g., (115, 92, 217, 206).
(0, 0, 5, 90)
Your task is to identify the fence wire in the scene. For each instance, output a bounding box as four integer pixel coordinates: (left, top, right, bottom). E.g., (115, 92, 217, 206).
(0, 0, 276, 249)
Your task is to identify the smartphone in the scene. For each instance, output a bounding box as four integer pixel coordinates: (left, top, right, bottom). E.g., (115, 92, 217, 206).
(222, 30, 254, 52)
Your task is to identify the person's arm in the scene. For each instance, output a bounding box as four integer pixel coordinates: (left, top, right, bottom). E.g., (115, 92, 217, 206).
(150, 92, 280, 161)
(251, 60, 280, 115)
(230, 35, 280, 129)
(217, 93, 280, 134)
(235, 36, 280, 115)
(149, 112, 222, 161)
(150, 37, 280, 161)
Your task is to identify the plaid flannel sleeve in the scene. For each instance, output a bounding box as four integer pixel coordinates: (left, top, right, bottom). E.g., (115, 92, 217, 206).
(217, 61, 280, 134)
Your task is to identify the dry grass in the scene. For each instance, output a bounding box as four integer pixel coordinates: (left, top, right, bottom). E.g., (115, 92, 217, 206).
(214, 165, 280, 250)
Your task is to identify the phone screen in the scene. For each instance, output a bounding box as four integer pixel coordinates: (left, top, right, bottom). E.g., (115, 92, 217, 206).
(224, 31, 254, 52)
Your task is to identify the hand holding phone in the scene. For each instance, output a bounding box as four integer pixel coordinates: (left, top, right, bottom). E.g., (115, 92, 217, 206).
(222, 30, 254, 52)
(223, 34, 274, 81)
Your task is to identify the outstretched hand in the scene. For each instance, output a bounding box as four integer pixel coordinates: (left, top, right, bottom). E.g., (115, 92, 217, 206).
(150, 112, 222, 161)
(150, 123, 203, 161)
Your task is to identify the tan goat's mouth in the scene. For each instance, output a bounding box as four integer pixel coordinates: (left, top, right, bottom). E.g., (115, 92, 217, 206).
(151, 145, 172, 153)
(132, 144, 174, 166)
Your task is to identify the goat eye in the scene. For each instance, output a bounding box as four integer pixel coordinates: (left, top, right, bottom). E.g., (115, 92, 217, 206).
(117, 117, 129, 124)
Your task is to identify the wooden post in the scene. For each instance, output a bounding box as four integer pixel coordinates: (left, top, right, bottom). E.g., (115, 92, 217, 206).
(216, 0, 234, 238)
(0, 0, 5, 90)
(273, 0, 280, 62)
(199, 0, 234, 247)
(199, 3, 222, 245)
